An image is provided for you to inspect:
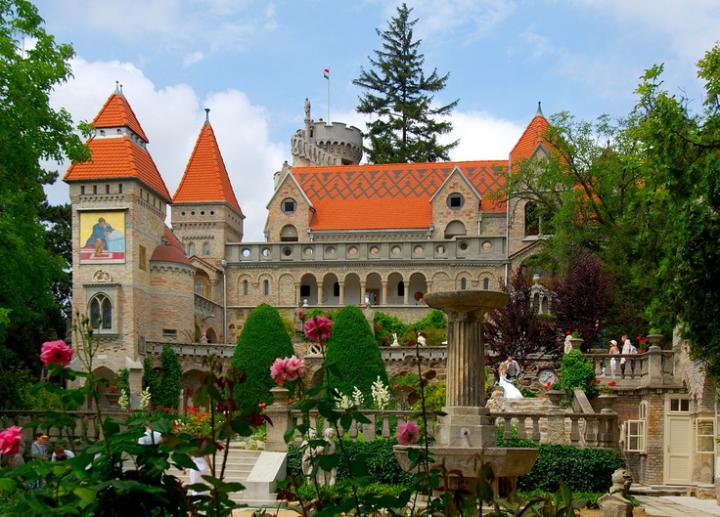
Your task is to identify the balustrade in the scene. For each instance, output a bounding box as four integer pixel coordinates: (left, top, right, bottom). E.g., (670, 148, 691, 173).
(584, 347, 676, 387)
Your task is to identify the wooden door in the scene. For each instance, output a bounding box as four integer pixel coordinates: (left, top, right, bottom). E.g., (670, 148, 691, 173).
(665, 414, 692, 484)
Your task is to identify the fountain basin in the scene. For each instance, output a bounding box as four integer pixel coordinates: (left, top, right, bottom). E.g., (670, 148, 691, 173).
(424, 290, 508, 314)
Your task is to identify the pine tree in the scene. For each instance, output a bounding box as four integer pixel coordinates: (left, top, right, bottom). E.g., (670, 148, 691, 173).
(154, 346, 183, 409)
(353, 2, 459, 163)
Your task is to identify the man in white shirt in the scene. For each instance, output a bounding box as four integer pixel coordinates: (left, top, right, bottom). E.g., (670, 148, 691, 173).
(138, 424, 162, 445)
(51, 445, 75, 462)
(620, 335, 636, 376)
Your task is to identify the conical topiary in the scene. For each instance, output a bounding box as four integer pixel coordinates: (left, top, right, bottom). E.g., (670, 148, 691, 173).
(326, 305, 388, 405)
(231, 304, 294, 411)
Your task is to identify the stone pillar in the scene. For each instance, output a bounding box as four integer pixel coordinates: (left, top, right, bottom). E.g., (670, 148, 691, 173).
(445, 310, 486, 407)
(360, 281, 366, 304)
(295, 282, 301, 306)
(403, 277, 410, 305)
(266, 387, 291, 452)
(126, 357, 144, 409)
(646, 345, 663, 386)
(317, 282, 324, 306)
(382, 281, 389, 306)
(338, 282, 344, 305)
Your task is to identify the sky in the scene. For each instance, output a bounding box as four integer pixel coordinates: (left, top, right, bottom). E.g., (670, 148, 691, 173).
(37, 0, 720, 241)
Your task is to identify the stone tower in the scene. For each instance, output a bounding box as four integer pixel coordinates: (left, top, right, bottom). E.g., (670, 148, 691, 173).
(171, 109, 245, 262)
(290, 98, 363, 167)
(63, 85, 178, 386)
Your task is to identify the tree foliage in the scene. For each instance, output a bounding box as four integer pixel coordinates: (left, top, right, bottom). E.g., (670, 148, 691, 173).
(153, 346, 182, 409)
(326, 305, 388, 403)
(353, 2, 458, 163)
(0, 0, 89, 373)
(231, 304, 294, 412)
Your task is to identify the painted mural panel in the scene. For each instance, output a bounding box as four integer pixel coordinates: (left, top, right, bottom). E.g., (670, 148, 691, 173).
(79, 211, 126, 263)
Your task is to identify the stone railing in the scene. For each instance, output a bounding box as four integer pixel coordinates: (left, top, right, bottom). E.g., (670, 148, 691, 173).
(195, 294, 222, 321)
(226, 236, 507, 264)
(380, 346, 448, 362)
(140, 339, 235, 358)
(584, 346, 676, 387)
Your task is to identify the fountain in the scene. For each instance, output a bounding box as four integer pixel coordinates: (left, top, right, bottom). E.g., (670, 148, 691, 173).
(394, 290, 539, 495)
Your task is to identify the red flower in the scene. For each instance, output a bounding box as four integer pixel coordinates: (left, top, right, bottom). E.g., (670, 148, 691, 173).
(304, 316, 333, 342)
(270, 355, 306, 385)
(565, 330, 571, 336)
(608, 380, 617, 388)
(109, 385, 117, 393)
(297, 311, 305, 321)
(0, 426, 22, 456)
(40, 340, 73, 367)
(544, 381, 553, 389)
(258, 402, 267, 410)
(595, 378, 601, 385)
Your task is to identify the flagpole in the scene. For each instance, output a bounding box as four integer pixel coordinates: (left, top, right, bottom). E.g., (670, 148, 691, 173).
(327, 74, 330, 122)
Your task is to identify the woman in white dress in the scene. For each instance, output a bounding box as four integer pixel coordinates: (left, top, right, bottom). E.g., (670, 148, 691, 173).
(498, 364, 524, 399)
(187, 453, 211, 496)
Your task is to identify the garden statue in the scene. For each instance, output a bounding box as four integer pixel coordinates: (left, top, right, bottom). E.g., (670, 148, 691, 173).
(417, 334, 427, 346)
(319, 428, 337, 486)
(485, 388, 504, 411)
(301, 428, 319, 482)
(564, 334, 573, 354)
(390, 332, 400, 347)
(598, 468, 633, 517)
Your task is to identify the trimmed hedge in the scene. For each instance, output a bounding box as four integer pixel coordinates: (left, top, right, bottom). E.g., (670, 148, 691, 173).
(326, 305, 388, 403)
(559, 349, 598, 397)
(231, 304, 294, 411)
(153, 346, 183, 408)
(518, 444, 624, 493)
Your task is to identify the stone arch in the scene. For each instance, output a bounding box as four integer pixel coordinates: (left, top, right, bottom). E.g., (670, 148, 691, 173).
(206, 327, 218, 343)
(444, 220, 466, 239)
(524, 200, 540, 237)
(321, 272, 340, 305)
(278, 273, 296, 306)
(455, 271, 473, 290)
(258, 273, 273, 299)
(93, 366, 119, 409)
(431, 271, 452, 292)
(387, 272, 404, 305)
(300, 273, 318, 306)
(182, 369, 208, 410)
(408, 272, 428, 304)
(477, 271, 498, 290)
(343, 273, 361, 305)
(365, 272, 382, 305)
(280, 224, 299, 242)
(236, 273, 252, 300)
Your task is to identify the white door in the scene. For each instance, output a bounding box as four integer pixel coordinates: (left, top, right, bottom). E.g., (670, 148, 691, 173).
(665, 415, 692, 484)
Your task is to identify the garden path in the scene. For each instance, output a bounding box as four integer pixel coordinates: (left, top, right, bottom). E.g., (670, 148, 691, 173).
(635, 495, 720, 517)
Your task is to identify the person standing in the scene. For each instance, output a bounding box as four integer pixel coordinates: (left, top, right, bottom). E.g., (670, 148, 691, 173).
(608, 340, 620, 378)
(30, 434, 48, 460)
(620, 335, 634, 377)
(503, 355, 521, 381)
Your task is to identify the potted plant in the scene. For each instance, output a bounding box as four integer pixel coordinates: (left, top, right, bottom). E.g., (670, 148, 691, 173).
(635, 335, 650, 353)
(545, 381, 564, 406)
(646, 328, 665, 348)
(565, 328, 584, 350)
(595, 379, 618, 412)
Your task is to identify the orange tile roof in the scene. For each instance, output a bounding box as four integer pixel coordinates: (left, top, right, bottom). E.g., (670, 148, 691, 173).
(173, 123, 241, 213)
(64, 136, 171, 202)
(510, 114, 550, 162)
(93, 93, 149, 142)
(151, 227, 192, 266)
(291, 160, 507, 231)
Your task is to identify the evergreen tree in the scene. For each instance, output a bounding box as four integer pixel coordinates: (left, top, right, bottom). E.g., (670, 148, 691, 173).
(326, 305, 388, 404)
(231, 304, 294, 412)
(154, 346, 182, 409)
(142, 356, 159, 401)
(353, 2, 458, 163)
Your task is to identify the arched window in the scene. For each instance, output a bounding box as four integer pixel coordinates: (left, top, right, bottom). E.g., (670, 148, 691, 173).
(397, 281, 405, 297)
(483, 277, 490, 290)
(263, 279, 270, 296)
(89, 294, 112, 330)
(186, 242, 195, 256)
(280, 224, 298, 242)
(194, 272, 210, 298)
(444, 220, 466, 239)
(460, 277, 467, 290)
(333, 282, 340, 297)
(242, 280, 249, 296)
(202, 241, 210, 255)
(525, 201, 540, 236)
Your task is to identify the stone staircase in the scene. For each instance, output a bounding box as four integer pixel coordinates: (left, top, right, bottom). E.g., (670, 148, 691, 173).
(501, 396, 553, 413)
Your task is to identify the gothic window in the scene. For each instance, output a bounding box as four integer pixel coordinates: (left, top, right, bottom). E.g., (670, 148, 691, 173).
(525, 201, 540, 237)
(263, 279, 270, 296)
(447, 192, 464, 209)
(202, 242, 210, 256)
(186, 242, 195, 256)
(397, 281, 405, 297)
(460, 277, 467, 290)
(483, 277, 490, 290)
(444, 220, 466, 239)
(281, 198, 297, 214)
(89, 294, 112, 330)
(242, 280, 249, 296)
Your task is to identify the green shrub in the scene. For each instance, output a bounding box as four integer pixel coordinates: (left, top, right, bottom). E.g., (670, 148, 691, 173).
(142, 356, 159, 398)
(518, 444, 624, 493)
(117, 368, 130, 395)
(559, 349, 597, 396)
(231, 304, 294, 411)
(496, 423, 539, 448)
(415, 309, 446, 330)
(306, 308, 336, 320)
(326, 305, 388, 403)
(153, 346, 183, 409)
(373, 311, 407, 347)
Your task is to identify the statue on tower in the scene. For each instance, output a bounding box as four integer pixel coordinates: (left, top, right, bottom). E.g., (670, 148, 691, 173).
(304, 97, 311, 120)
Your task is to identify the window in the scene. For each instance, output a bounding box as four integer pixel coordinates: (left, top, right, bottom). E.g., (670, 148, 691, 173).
(639, 401, 648, 419)
(194, 274, 210, 298)
(397, 281, 405, 297)
(525, 201, 540, 237)
(669, 398, 690, 412)
(280, 224, 298, 242)
(118, 184, 123, 194)
(202, 242, 210, 256)
(139, 245, 147, 271)
(460, 277, 467, 290)
(447, 193, 464, 209)
(162, 329, 177, 338)
(281, 198, 297, 214)
(81, 185, 85, 195)
(105, 184, 110, 194)
(186, 242, 195, 256)
(300, 285, 311, 297)
(89, 294, 112, 330)
(242, 280, 249, 296)
(333, 282, 340, 297)
(696, 418, 716, 454)
(483, 277, 490, 290)
(444, 220, 467, 239)
(624, 420, 646, 452)
(263, 279, 270, 296)
(93, 185, 97, 194)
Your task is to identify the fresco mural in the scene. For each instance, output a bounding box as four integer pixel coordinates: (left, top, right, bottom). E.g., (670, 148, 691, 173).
(79, 211, 126, 263)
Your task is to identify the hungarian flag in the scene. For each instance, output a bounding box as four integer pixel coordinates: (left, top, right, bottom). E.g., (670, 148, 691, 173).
(323, 68, 330, 80)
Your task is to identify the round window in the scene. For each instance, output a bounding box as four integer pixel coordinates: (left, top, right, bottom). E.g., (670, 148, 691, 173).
(281, 198, 297, 214)
(447, 192, 464, 210)
(261, 247, 271, 257)
(282, 247, 292, 257)
(241, 248, 251, 258)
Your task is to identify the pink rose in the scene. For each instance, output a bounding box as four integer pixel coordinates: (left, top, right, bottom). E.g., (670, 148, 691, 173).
(304, 316, 333, 342)
(396, 420, 420, 445)
(40, 340, 73, 367)
(270, 356, 306, 385)
(0, 426, 22, 456)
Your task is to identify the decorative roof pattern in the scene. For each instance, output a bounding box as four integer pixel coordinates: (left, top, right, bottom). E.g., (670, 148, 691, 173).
(173, 123, 242, 213)
(510, 114, 549, 161)
(93, 93, 149, 142)
(64, 137, 171, 201)
(291, 160, 507, 231)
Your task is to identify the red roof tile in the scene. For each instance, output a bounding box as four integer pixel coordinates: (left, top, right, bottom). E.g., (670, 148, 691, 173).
(291, 160, 507, 231)
(510, 115, 550, 162)
(173, 123, 241, 213)
(93, 93, 149, 142)
(150, 243, 192, 266)
(64, 137, 171, 202)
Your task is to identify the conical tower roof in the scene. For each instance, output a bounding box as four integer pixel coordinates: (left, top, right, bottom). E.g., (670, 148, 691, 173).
(173, 114, 241, 214)
(92, 88, 149, 142)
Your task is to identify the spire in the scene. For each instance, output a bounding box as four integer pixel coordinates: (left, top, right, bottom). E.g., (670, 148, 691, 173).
(204, 107, 210, 124)
(173, 122, 242, 214)
(93, 88, 149, 142)
(536, 100, 543, 116)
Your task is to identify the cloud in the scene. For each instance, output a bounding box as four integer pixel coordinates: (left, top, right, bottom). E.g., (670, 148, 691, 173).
(46, 57, 285, 241)
(182, 50, 205, 68)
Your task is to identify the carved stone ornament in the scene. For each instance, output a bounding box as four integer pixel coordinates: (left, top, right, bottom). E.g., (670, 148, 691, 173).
(92, 270, 112, 283)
